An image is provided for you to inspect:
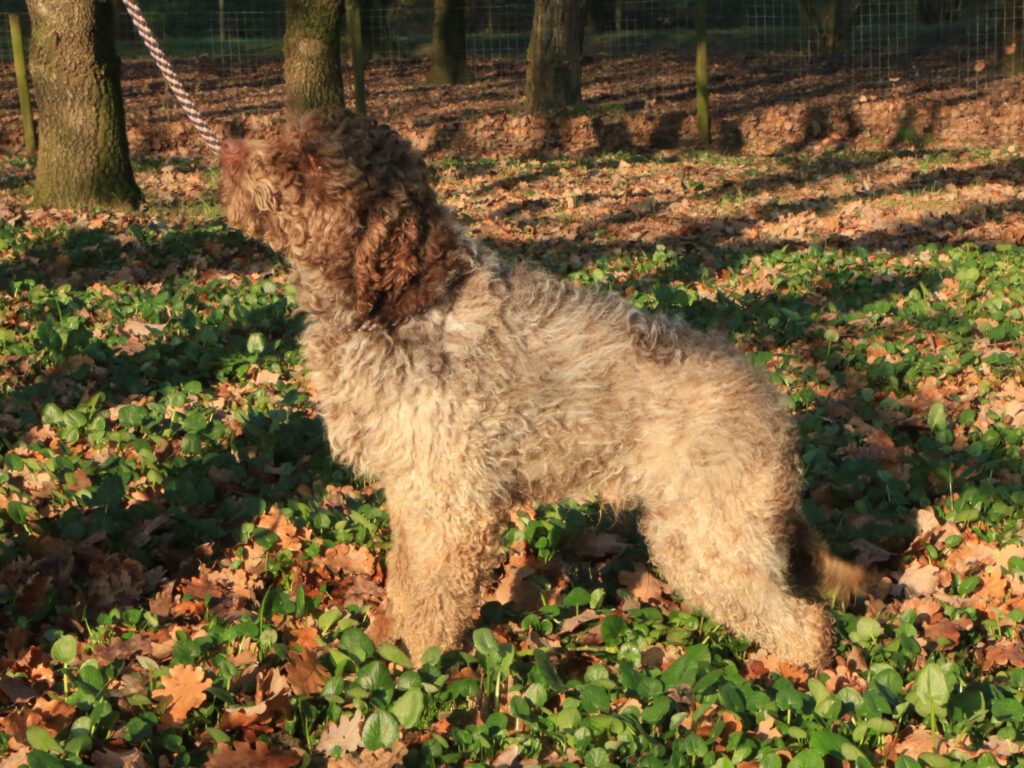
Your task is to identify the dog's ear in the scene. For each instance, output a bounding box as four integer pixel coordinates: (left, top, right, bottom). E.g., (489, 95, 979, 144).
(349, 179, 469, 328)
(344, 129, 471, 327)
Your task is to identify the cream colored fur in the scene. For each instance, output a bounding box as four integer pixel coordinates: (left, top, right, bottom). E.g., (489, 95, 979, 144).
(219, 110, 856, 669)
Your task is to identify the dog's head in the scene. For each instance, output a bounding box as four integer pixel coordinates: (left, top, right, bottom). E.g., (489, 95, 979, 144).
(220, 109, 469, 327)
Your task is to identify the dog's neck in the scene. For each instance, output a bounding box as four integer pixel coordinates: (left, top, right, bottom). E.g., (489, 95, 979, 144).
(290, 227, 484, 333)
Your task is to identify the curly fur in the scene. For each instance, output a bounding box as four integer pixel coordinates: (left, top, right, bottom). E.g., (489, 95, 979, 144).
(220, 109, 864, 669)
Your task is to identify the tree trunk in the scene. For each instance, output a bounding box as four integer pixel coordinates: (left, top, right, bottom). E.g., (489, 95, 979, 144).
(284, 0, 345, 120)
(428, 0, 471, 84)
(525, 0, 585, 115)
(26, 0, 140, 209)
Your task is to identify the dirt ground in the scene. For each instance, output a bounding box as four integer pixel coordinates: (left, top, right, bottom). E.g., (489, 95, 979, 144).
(1, 52, 1022, 259)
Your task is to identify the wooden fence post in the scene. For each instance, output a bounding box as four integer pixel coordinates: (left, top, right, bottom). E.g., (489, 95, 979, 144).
(8, 13, 36, 156)
(346, 0, 367, 115)
(694, 0, 710, 145)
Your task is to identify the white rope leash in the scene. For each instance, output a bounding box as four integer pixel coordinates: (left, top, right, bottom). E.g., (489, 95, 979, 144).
(120, 0, 222, 153)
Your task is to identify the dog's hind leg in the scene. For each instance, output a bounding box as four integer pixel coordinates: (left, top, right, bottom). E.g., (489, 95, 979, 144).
(382, 488, 505, 663)
(639, 476, 834, 669)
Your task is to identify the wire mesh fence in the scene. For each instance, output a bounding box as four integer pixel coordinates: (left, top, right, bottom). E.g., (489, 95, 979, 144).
(1, 1, 1023, 98)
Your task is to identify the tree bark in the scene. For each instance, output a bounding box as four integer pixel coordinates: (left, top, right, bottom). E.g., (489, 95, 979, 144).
(284, 0, 345, 120)
(525, 0, 585, 115)
(427, 0, 471, 84)
(26, 0, 140, 209)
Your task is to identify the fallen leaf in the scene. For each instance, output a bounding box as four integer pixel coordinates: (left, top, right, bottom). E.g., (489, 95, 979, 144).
(317, 712, 364, 756)
(618, 562, 670, 603)
(981, 639, 1024, 671)
(322, 544, 377, 576)
(897, 561, 941, 597)
(153, 665, 211, 724)
(284, 649, 330, 695)
(91, 748, 147, 768)
(206, 740, 303, 768)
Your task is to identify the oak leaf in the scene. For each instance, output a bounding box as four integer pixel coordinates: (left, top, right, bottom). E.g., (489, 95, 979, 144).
(316, 712, 364, 755)
(322, 544, 377, 576)
(284, 649, 330, 695)
(153, 664, 211, 724)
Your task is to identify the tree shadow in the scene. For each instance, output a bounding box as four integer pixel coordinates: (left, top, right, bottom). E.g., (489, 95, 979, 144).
(0, 228, 354, 635)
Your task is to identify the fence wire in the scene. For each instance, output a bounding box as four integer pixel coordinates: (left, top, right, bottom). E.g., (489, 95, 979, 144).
(2, 1, 1022, 110)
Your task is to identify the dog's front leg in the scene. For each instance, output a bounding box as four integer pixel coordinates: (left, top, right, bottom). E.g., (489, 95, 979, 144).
(382, 489, 504, 663)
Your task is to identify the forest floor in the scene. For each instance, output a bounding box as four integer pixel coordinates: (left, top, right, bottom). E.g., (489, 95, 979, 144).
(1, 51, 1024, 768)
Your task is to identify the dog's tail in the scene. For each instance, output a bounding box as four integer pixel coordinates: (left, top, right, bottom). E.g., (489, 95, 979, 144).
(789, 516, 869, 604)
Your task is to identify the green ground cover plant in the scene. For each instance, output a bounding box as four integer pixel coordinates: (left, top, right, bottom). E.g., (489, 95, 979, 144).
(0, 149, 1022, 767)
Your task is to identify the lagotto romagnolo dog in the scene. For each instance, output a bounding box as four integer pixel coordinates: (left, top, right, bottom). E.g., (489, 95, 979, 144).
(219, 108, 865, 669)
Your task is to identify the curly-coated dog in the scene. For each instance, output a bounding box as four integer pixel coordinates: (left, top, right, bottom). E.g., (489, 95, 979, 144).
(220, 109, 864, 669)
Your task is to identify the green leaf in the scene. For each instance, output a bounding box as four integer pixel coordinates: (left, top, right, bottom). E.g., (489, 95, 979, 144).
(25, 726, 61, 754)
(600, 614, 627, 646)
(641, 695, 671, 724)
(50, 634, 77, 665)
(531, 650, 564, 691)
(580, 683, 611, 713)
(849, 617, 884, 645)
(390, 688, 424, 728)
(77, 660, 105, 692)
(117, 404, 147, 427)
(908, 663, 950, 719)
(26, 752, 66, 768)
(361, 710, 400, 749)
(927, 402, 948, 433)
(339, 628, 375, 663)
(377, 643, 413, 669)
(40, 403, 63, 425)
(246, 332, 267, 354)
(472, 627, 500, 658)
(788, 749, 825, 768)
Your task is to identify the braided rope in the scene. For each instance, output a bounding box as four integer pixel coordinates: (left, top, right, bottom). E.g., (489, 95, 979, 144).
(120, 0, 222, 153)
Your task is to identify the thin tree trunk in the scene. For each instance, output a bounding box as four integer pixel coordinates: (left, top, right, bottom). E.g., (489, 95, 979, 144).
(284, 0, 345, 120)
(694, 0, 710, 144)
(525, 0, 585, 115)
(26, 0, 140, 209)
(428, 0, 471, 84)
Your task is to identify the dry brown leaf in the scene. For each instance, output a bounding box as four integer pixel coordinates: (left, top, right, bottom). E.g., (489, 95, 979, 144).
(0, 676, 38, 704)
(328, 743, 408, 768)
(618, 562, 670, 603)
(254, 508, 303, 551)
(559, 608, 600, 634)
(566, 531, 628, 558)
(981, 639, 1024, 671)
(487, 549, 541, 611)
(922, 617, 963, 649)
(897, 561, 941, 597)
(91, 748, 147, 768)
(206, 740, 303, 768)
(322, 544, 377, 576)
(152, 664, 211, 724)
(0, 747, 30, 768)
(756, 715, 782, 739)
(316, 712, 364, 756)
(892, 726, 945, 759)
(284, 648, 330, 695)
(491, 744, 521, 766)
